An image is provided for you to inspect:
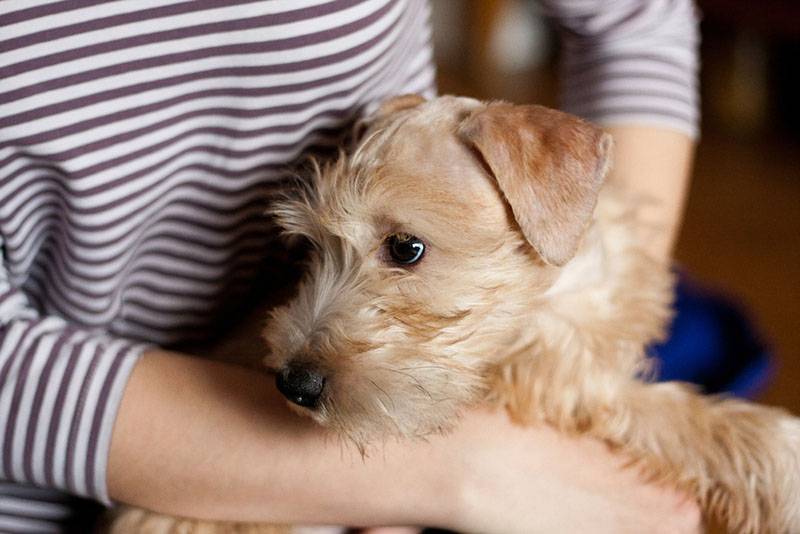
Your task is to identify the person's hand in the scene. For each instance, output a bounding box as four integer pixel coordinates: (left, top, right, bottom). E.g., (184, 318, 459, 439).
(444, 408, 702, 534)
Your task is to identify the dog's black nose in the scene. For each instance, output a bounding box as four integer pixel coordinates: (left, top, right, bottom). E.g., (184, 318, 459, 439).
(275, 365, 325, 408)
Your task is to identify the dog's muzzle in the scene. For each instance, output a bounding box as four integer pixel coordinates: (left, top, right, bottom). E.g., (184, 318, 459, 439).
(275, 364, 325, 408)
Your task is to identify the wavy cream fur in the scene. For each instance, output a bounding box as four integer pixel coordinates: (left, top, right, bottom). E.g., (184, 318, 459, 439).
(109, 96, 800, 533)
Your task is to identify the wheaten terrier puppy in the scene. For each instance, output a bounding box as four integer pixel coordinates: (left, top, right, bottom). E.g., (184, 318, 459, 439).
(111, 96, 800, 533)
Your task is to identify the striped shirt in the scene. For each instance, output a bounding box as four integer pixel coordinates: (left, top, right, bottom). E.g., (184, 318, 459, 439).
(0, 1, 699, 531)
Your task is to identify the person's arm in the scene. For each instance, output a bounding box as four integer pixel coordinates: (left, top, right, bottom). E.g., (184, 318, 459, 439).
(541, 0, 701, 260)
(108, 349, 701, 533)
(0, 242, 146, 503)
(606, 125, 695, 260)
(107, 349, 451, 527)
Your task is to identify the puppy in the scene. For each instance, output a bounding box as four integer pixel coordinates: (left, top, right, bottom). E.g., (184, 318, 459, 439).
(111, 96, 800, 533)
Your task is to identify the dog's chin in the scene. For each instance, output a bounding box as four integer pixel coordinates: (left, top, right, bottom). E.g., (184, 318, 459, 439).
(283, 392, 462, 451)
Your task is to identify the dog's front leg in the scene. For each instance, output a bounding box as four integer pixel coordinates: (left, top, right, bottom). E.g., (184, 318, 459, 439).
(603, 382, 800, 533)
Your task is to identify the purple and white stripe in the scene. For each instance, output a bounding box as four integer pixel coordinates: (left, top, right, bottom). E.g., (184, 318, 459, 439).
(542, 0, 701, 137)
(2, 0, 435, 531)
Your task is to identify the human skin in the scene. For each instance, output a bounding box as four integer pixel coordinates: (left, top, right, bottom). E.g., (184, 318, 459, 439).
(107, 125, 700, 532)
(605, 125, 695, 260)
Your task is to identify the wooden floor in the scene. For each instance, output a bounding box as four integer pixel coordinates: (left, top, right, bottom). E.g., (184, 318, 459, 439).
(437, 65, 800, 414)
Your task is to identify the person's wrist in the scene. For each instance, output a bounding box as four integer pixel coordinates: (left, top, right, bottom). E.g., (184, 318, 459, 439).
(370, 417, 475, 531)
(403, 430, 468, 530)
(432, 409, 511, 533)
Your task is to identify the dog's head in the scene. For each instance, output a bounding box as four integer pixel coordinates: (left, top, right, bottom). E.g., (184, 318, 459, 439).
(264, 95, 612, 445)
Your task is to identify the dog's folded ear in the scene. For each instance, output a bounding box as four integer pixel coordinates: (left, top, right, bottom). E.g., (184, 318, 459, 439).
(459, 102, 612, 266)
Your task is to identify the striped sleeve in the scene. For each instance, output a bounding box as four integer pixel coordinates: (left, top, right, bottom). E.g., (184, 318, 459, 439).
(0, 250, 146, 505)
(540, 0, 701, 138)
(0, 0, 434, 526)
(0, 482, 102, 533)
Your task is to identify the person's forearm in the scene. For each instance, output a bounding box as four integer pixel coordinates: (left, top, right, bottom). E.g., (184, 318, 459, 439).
(108, 350, 700, 533)
(107, 349, 457, 527)
(604, 125, 696, 261)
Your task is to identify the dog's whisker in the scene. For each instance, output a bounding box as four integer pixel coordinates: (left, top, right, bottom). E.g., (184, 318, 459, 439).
(366, 387, 404, 436)
(379, 367, 434, 401)
(326, 396, 366, 456)
(367, 378, 396, 412)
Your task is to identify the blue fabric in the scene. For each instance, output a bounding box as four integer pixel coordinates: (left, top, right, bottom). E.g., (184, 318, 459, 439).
(651, 273, 774, 399)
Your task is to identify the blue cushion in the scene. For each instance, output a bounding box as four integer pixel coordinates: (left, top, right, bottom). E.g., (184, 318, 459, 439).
(650, 273, 773, 399)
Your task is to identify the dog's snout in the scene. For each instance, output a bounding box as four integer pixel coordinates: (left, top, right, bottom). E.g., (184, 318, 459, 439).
(276, 364, 325, 408)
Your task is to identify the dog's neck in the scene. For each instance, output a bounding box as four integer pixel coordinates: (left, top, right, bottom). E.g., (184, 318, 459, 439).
(544, 224, 610, 300)
(488, 187, 674, 425)
(537, 185, 672, 343)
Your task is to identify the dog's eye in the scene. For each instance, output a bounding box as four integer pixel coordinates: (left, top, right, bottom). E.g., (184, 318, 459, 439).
(386, 233, 425, 265)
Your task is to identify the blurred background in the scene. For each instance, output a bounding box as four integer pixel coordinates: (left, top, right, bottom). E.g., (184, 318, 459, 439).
(429, 1, 800, 413)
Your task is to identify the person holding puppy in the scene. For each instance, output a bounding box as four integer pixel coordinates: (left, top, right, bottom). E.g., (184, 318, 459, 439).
(0, 1, 698, 532)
